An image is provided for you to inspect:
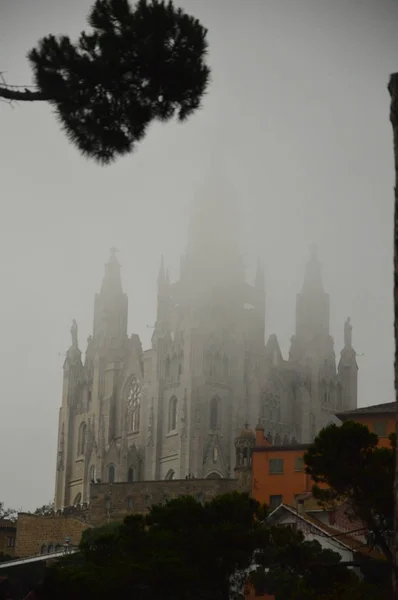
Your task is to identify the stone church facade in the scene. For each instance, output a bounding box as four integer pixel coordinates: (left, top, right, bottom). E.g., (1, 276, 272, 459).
(54, 192, 358, 510)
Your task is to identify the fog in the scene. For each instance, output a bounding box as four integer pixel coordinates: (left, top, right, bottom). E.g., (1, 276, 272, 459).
(0, 0, 395, 510)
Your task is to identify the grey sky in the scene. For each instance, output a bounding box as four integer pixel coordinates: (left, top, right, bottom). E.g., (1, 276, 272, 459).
(0, 0, 395, 510)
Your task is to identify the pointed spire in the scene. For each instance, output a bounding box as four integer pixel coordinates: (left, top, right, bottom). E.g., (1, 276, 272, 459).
(255, 258, 265, 290)
(157, 255, 166, 286)
(302, 244, 324, 294)
(344, 317, 353, 348)
(100, 247, 123, 295)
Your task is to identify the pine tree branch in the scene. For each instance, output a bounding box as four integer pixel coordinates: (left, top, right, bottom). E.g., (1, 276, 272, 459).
(0, 85, 48, 102)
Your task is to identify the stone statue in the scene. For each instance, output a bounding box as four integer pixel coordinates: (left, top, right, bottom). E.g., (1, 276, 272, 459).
(70, 319, 78, 348)
(344, 317, 352, 348)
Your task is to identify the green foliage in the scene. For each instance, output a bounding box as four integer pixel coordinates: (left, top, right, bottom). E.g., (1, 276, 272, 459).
(0, 501, 16, 522)
(34, 491, 378, 600)
(304, 420, 394, 563)
(38, 493, 264, 600)
(32, 501, 55, 516)
(27, 0, 210, 164)
(253, 527, 380, 600)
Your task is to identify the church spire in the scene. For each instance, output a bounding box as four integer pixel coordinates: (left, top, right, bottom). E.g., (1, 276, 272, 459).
(184, 170, 244, 294)
(100, 247, 123, 296)
(157, 255, 166, 286)
(255, 258, 265, 291)
(302, 244, 324, 294)
(293, 246, 330, 347)
(93, 249, 128, 345)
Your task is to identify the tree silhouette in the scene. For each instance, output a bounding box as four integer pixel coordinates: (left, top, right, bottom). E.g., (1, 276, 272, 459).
(0, 0, 210, 164)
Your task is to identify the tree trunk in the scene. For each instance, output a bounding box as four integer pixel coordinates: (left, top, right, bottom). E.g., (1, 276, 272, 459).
(388, 72, 398, 599)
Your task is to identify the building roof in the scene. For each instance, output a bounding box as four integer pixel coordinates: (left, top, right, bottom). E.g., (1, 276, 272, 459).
(267, 503, 385, 562)
(337, 402, 395, 421)
(254, 443, 309, 453)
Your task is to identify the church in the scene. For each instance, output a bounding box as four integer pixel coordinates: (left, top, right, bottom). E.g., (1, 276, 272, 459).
(54, 188, 358, 510)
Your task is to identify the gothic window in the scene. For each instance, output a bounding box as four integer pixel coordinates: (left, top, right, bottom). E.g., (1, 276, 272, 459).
(90, 465, 96, 483)
(165, 469, 176, 480)
(77, 422, 87, 456)
(168, 396, 178, 432)
(171, 353, 178, 381)
(223, 355, 229, 378)
(127, 376, 141, 432)
(128, 467, 134, 483)
(213, 446, 219, 463)
(215, 353, 222, 379)
(127, 497, 133, 510)
(105, 497, 111, 511)
(210, 397, 219, 429)
(108, 464, 115, 483)
(73, 493, 82, 506)
(165, 355, 171, 380)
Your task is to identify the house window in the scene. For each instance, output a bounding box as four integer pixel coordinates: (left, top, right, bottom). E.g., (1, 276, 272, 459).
(269, 495, 283, 511)
(7, 536, 15, 548)
(128, 467, 134, 483)
(269, 458, 284, 474)
(373, 420, 388, 438)
(168, 396, 178, 431)
(108, 464, 115, 483)
(295, 457, 305, 472)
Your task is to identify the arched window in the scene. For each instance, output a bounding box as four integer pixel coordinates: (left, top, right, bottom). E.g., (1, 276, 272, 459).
(128, 467, 134, 483)
(223, 355, 229, 378)
(90, 465, 96, 483)
(73, 493, 82, 506)
(108, 464, 115, 483)
(165, 469, 176, 480)
(127, 376, 141, 432)
(77, 422, 87, 456)
(127, 497, 133, 510)
(165, 355, 171, 379)
(210, 397, 219, 429)
(168, 396, 178, 432)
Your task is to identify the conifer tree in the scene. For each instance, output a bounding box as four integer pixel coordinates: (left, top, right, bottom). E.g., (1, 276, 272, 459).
(0, 0, 210, 164)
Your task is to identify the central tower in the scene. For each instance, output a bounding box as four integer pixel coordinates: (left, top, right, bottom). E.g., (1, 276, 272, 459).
(145, 175, 265, 480)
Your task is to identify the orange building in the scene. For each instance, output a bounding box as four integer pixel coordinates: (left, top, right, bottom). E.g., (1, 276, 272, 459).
(251, 401, 395, 509)
(252, 425, 310, 510)
(336, 401, 395, 448)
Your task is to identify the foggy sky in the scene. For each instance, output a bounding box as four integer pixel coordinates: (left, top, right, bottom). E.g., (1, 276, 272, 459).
(0, 0, 395, 511)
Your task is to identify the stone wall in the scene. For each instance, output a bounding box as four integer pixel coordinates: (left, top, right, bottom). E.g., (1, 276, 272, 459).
(15, 514, 90, 558)
(15, 478, 241, 557)
(0, 520, 16, 558)
(88, 478, 239, 526)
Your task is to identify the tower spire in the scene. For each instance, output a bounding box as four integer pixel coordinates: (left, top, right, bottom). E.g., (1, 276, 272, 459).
(93, 249, 128, 344)
(302, 244, 323, 294)
(100, 247, 123, 295)
(157, 255, 166, 285)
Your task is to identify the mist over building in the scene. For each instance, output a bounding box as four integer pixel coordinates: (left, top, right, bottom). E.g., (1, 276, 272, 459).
(54, 182, 357, 509)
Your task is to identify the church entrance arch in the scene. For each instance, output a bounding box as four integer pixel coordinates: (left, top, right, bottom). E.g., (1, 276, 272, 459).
(205, 471, 222, 479)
